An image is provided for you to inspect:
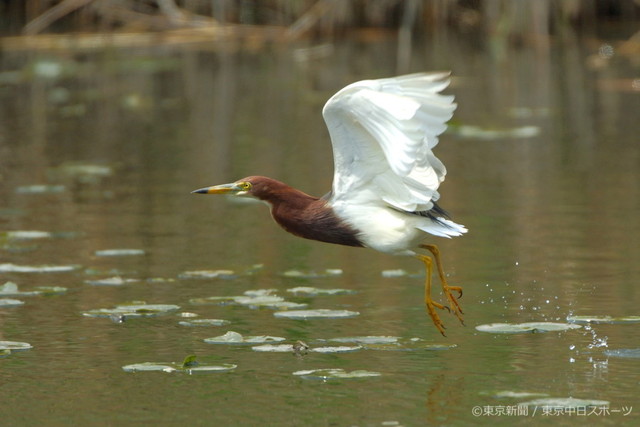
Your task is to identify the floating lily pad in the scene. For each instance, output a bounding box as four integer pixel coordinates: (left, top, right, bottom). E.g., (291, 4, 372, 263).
(52, 162, 113, 183)
(519, 397, 610, 409)
(251, 344, 362, 353)
(603, 348, 640, 359)
(251, 344, 296, 352)
(189, 292, 307, 310)
(492, 391, 550, 399)
(84, 267, 132, 276)
(178, 270, 236, 280)
(83, 303, 180, 318)
(95, 249, 145, 257)
(0, 299, 24, 307)
(204, 331, 286, 345)
(0, 341, 33, 352)
(179, 319, 230, 327)
(324, 336, 455, 351)
(282, 269, 343, 279)
(243, 289, 278, 297)
(177, 312, 199, 318)
(32, 286, 67, 295)
(274, 309, 359, 319)
(15, 184, 66, 194)
(0, 282, 67, 296)
(123, 361, 236, 373)
(293, 368, 381, 380)
(85, 276, 140, 286)
(145, 277, 176, 284)
(286, 287, 356, 296)
(566, 315, 640, 325)
(475, 322, 582, 334)
(0, 263, 79, 273)
(381, 269, 409, 278)
(450, 124, 540, 140)
(189, 296, 239, 305)
(3, 230, 52, 240)
(234, 295, 285, 306)
(264, 301, 309, 310)
(234, 296, 308, 310)
(310, 346, 363, 353)
(327, 336, 400, 345)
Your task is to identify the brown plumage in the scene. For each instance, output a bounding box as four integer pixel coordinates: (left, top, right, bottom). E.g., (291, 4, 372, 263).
(241, 176, 363, 247)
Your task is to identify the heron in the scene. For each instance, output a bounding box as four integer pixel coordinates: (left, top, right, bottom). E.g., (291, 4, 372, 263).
(193, 72, 466, 335)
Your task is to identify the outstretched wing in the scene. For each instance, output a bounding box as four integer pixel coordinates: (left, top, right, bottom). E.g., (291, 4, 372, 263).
(322, 72, 456, 213)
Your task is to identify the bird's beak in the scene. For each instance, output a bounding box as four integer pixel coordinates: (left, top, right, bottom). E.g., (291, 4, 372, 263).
(191, 183, 242, 195)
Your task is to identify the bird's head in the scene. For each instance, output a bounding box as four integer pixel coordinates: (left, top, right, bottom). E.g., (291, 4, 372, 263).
(192, 176, 285, 202)
(192, 178, 254, 198)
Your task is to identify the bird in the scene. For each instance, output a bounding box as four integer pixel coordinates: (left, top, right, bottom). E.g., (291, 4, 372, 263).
(193, 72, 466, 335)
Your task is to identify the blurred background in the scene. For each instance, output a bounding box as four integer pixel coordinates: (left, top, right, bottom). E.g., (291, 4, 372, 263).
(1, 1, 639, 426)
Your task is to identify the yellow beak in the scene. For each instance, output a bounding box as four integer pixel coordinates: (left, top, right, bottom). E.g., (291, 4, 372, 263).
(191, 183, 242, 195)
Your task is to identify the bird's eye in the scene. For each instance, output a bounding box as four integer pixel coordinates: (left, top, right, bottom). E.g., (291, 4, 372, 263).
(240, 182, 252, 191)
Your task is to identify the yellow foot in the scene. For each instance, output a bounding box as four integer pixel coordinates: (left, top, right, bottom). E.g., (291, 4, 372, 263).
(417, 244, 465, 334)
(443, 285, 464, 325)
(426, 297, 448, 336)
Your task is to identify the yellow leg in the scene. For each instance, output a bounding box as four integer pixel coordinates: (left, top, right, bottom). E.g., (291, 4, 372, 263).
(415, 253, 448, 336)
(418, 244, 464, 331)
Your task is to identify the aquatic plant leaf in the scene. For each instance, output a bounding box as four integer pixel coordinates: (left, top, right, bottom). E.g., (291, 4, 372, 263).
(381, 269, 408, 278)
(0, 263, 79, 273)
(0, 341, 33, 351)
(286, 287, 356, 296)
(53, 162, 113, 180)
(0, 298, 24, 307)
(282, 269, 343, 279)
(0, 282, 67, 296)
(327, 336, 400, 344)
(251, 344, 295, 352)
(15, 185, 66, 194)
(450, 124, 540, 139)
(293, 368, 381, 380)
(82, 303, 180, 318)
(122, 360, 237, 373)
(273, 309, 359, 319)
(181, 355, 198, 368)
(566, 315, 640, 324)
(178, 319, 230, 327)
(33, 286, 67, 295)
(4, 230, 52, 240)
(492, 391, 550, 399)
(85, 277, 140, 286)
(95, 249, 145, 257)
(324, 336, 455, 351)
(243, 289, 278, 297)
(178, 270, 236, 279)
(234, 295, 285, 306)
(189, 296, 239, 305)
(310, 346, 363, 353)
(204, 331, 286, 345)
(475, 322, 582, 334)
(145, 277, 176, 284)
(177, 312, 199, 318)
(264, 301, 309, 310)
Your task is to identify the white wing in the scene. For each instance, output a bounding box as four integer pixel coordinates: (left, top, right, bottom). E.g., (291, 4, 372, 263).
(323, 72, 456, 213)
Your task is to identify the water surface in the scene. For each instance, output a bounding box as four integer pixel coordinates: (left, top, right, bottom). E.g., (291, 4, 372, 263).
(1, 29, 639, 426)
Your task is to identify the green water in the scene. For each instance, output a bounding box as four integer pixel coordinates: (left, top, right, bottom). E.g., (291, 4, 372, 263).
(1, 30, 639, 426)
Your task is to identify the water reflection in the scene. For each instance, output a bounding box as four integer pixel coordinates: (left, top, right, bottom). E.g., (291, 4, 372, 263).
(1, 24, 639, 425)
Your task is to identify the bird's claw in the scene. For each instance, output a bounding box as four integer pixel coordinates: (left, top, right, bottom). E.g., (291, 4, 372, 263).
(426, 299, 447, 336)
(443, 285, 464, 324)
